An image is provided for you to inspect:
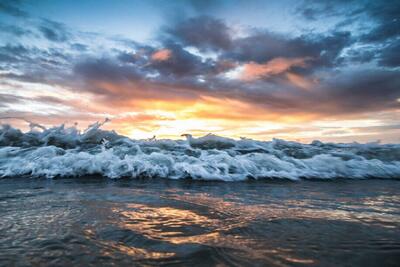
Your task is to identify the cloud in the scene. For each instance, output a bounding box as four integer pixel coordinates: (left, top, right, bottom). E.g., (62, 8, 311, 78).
(297, 0, 400, 45)
(162, 16, 352, 74)
(164, 16, 232, 51)
(296, 0, 400, 69)
(378, 40, 400, 67)
(215, 68, 400, 118)
(0, 43, 74, 86)
(70, 43, 88, 52)
(151, 49, 172, 61)
(0, 44, 69, 68)
(285, 73, 315, 90)
(0, 72, 48, 84)
(71, 54, 205, 106)
(345, 48, 376, 64)
(359, 0, 400, 43)
(0, 93, 24, 107)
(39, 19, 70, 42)
(147, 43, 212, 77)
(238, 57, 310, 81)
(0, 44, 29, 63)
(351, 124, 400, 133)
(224, 30, 351, 71)
(73, 57, 143, 92)
(315, 69, 400, 114)
(11, 42, 397, 122)
(296, 0, 359, 21)
(0, 23, 31, 37)
(1, 10, 398, 142)
(0, 0, 28, 17)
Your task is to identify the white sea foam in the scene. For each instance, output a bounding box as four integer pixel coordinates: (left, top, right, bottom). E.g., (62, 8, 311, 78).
(0, 122, 399, 180)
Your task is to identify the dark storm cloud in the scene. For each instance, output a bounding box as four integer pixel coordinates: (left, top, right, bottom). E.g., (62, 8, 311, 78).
(148, 43, 213, 76)
(183, 65, 399, 118)
(70, 45, 231, 104)
(6, 47, 399, 119)
(218, 69, 400, 117)
(225, 30, 351, 70)
(164, 15, 351, 71)
(70, 54, 208, 104)
(117, 51, 138, 64)
(39, 19, 70, 42)
(164, 16, 232, 51)
(116, 44, 155, 65)
(73, 57, 143, 84)
(314, 70, 400, 114)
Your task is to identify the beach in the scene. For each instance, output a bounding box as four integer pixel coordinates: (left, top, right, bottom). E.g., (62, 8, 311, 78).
(1, 178, 399, 266)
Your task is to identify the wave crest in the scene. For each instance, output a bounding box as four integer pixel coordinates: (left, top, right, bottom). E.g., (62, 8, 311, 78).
(1, 122, 400, 180)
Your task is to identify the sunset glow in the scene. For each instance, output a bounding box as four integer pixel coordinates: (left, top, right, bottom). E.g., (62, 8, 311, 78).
(0, 0, 399, 143)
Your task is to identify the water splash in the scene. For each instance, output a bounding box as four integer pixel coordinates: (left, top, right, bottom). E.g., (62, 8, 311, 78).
(0, 121, 399, 180)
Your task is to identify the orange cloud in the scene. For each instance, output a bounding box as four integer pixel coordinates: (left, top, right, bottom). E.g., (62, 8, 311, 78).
(151, 49, 172, 61)
(4, 82, 397, 142)
(240, 57, 309, 81)
(286, 72, 316, 90)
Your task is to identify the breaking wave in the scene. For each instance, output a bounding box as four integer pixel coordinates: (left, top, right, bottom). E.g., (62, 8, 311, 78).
(0, 121, 400, 181)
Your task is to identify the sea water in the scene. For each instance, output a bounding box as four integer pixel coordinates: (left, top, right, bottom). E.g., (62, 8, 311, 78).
(1, 122, 399, 180)
(0, 178, 399, 266)
(1, 122, 399, 266)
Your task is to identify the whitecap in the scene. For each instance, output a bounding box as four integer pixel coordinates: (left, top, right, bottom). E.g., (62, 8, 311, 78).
(1, 122, 399, 181)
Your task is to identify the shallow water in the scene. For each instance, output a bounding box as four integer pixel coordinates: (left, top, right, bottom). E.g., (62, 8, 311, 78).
(1, 178, 399, 266)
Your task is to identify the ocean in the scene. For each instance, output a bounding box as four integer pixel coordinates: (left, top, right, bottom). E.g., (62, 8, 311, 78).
(0, 123, 399, 266)
(0, 122, 399, 180)
(1, 178, 399, 266)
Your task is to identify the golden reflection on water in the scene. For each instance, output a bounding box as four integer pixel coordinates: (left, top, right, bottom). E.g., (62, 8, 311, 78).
(83, 228, 176, 260)
(116, 204, 218, 244)
(85, 190, 399, 264)
(109, 201, 317, 265)
(106, 243, 176, 259)
(163, 192, 400, 229)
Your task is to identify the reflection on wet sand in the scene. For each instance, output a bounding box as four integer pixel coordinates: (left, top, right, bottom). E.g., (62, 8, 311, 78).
(165, 191, 400, 228)
(1, 179, 399, 266)
(109, 200, 318, 265)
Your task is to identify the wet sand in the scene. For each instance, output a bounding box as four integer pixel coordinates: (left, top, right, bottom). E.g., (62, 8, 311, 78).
(1, 178, 399, 266)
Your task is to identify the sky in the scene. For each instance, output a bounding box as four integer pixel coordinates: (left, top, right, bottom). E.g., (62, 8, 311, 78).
(0, 0, 399, 142)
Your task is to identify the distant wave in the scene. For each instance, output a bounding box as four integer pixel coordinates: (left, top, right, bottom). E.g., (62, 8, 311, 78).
(1, 121, 400, 180)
